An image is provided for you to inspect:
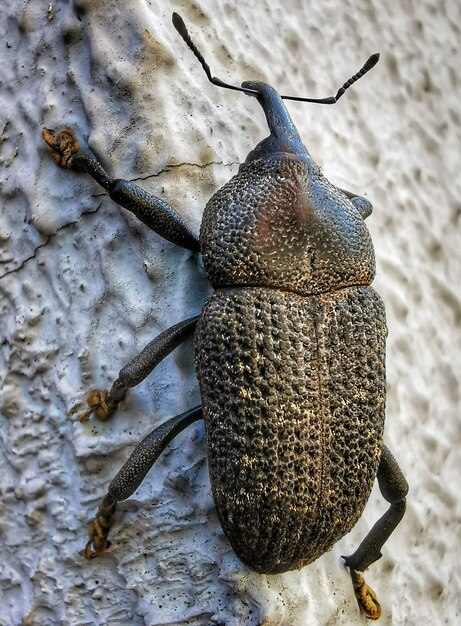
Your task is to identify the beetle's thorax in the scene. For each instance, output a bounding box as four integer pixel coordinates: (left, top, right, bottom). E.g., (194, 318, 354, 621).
(200, 82, 375, 296)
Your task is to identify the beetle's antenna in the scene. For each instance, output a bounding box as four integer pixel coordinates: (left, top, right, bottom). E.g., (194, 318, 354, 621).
(283, 53, 380, 104)
(172, 13, 379, 105)
(172, 13, 247, 96)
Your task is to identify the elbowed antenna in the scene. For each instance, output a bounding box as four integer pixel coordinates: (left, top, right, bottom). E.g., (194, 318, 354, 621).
(172, 12, 379, 105)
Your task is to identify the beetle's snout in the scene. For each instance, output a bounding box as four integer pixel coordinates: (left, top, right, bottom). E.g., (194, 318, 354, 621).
(240, 81, 307, 160)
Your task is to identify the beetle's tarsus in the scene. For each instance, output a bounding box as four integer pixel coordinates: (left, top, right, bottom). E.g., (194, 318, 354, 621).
(80, 388, 122, 422)
(347, 568, 382, 620)
(42, 127, 80, 169)
(43, 126, 112, 187)
(85, 495, 116, 560)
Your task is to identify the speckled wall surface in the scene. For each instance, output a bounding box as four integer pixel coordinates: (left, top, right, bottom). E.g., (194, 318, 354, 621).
(1, 1, 460, 625)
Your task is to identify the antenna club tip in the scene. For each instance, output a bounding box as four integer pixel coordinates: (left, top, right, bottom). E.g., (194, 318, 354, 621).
(370, 52, 380, 66)
(172, 12, 185, 31)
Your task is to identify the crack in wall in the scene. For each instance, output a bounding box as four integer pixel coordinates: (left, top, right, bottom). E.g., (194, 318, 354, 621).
(0, 205, 101, 281)
(129, 158, 239, 183)
(1, 160, 239, 282)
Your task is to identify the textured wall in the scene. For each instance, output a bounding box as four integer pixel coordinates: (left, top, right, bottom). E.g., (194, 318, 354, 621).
(1, 0, 460, 625)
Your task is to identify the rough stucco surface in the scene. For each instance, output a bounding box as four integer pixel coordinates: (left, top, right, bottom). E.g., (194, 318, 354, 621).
(0, 0, 460, 624)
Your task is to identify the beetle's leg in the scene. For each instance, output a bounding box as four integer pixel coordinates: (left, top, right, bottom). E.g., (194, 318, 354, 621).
(85, 405, 203, 559)
(42, 128, 200, 251)
(342, 445, 408, 620)
(337, 187, 373, 219)
(80, 315, 200, 421)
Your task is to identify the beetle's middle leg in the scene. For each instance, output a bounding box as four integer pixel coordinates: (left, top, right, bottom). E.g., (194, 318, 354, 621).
(42, 128, 200, 252)
(342, 444, 408, 620)
(80, 315, 199, 421)
(86, 405, 203, 559)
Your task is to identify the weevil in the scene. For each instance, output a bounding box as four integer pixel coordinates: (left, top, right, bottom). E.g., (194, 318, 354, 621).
(42, 13, 408, 620)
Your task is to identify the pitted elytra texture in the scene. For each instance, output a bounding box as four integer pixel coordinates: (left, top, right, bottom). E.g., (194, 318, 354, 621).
(195, 285, 386, 573)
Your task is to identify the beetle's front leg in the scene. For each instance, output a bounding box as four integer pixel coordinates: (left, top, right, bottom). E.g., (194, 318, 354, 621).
(42, 128, 200, 251)
(80, 316, 199, 421)
(86, 406, 203, 558)
(342, 445, 408, 620)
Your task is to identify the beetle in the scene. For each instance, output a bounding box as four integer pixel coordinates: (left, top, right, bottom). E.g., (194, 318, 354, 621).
(42, 13, 408, 620)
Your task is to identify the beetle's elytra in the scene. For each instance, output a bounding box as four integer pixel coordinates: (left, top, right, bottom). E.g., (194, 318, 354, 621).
(42, 13, 408, 621)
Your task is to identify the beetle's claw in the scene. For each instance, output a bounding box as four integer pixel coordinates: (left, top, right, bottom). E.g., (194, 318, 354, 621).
(348, 568, 382, 621)
(42, 127, 80, 169)
(79, 388, 116, 422)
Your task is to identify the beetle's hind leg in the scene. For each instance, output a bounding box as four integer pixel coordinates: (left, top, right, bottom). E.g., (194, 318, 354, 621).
(42, 128, 200, 251)
(80, 315, 199, 421)
(86, 405, 203, 559)
(342, 445, 408, 620)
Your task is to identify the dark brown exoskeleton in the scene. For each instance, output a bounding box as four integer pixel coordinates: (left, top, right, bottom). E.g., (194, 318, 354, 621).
(43, 14, 408, 621)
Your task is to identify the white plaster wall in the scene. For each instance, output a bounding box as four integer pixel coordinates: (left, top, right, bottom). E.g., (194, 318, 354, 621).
(1, 1, 460, 625)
